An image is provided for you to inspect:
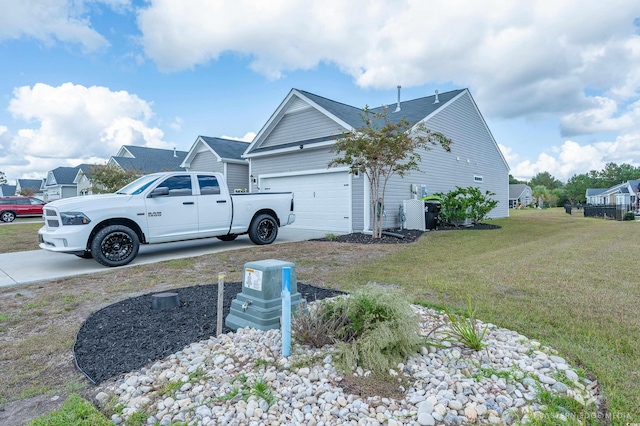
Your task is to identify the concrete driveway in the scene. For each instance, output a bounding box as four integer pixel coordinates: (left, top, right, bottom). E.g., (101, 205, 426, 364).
(0, 228, 329, 288)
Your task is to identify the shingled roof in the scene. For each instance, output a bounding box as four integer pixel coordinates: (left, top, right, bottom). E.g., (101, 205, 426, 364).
(298, 88, 466, 128)
(198, 136, 249, 161)
(111, 146, 188, 173)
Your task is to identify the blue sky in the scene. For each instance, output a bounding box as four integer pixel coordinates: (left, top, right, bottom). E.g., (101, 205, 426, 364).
(1, 0, 640, 182)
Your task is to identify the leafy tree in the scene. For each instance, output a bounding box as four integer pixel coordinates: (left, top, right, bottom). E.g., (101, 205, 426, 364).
(532, 185, 548, 207)
(89, 164, 142, 194)
(0, 171, 6, 185)
(565, 172, 599, 203)
(529, 171, 562, 190)
(550, 188, 568, 207)
(18, 188, 35, 196)
(598, 162, 640, 187)
(329, 106, 452, 238)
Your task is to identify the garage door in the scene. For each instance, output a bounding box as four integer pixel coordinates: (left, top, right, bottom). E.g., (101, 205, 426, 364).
(262, 172, 351, 232)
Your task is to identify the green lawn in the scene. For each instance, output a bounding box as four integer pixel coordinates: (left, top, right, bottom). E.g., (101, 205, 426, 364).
(0, 222, 42, 253)
(334, 208, 640, 422)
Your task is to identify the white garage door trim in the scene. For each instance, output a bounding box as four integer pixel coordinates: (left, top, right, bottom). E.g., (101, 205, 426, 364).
(260, 169, 352, 233)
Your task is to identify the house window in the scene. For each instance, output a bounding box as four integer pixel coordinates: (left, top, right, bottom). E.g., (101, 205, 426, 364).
(474, 175, 483, 183)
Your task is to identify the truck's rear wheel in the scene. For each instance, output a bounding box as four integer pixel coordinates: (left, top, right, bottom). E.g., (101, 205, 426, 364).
(91, 225, 139, 267)
(248, 214, 278, 245)
(217, 234, 238, 241)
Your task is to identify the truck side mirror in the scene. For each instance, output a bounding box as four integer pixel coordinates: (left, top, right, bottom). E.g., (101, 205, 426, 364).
(148, 187, 169, 198)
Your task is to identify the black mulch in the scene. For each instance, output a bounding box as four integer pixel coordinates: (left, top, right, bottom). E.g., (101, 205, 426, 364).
(73, 283, 344, 384)
(310, 223, 501, 244)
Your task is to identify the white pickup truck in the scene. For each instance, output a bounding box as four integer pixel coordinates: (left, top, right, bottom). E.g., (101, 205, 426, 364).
(38, 171, 295, 267)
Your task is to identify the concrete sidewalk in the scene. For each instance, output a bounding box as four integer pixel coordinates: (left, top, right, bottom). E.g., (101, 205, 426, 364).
(0, 228, 330, 288)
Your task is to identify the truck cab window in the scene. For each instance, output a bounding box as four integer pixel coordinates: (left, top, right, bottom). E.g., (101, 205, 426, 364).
(198, 175, 220, 195)
(158, 175, 193, 196)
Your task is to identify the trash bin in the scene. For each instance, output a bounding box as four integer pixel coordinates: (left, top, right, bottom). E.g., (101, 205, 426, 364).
(564, 204, 572, 215)
(425, 201, 441, 230)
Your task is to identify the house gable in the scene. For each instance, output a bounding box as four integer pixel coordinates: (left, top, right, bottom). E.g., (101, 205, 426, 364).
(244, 89, 357, 158)
(247, 87, 509, 233)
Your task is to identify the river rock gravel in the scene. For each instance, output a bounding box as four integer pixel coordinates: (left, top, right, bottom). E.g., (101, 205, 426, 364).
(96, 303, 601, 425)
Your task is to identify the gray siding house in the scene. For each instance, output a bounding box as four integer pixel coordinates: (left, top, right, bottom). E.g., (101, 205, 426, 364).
(15, 179, 44, 197)
(0, 184, 17, 196)
(509, 184, 533, 208)
(243, 88, 509, 233)
(181, 136, 250, 193)
(44, 166, 83, 200)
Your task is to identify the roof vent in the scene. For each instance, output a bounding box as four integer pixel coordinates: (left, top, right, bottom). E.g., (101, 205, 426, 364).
(394, 85, 401, 113)
(173, 147, 177, 158)
(433, 90, 440, 104)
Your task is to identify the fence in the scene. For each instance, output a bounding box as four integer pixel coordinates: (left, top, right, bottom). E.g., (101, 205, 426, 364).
(583, 205, 632, 221)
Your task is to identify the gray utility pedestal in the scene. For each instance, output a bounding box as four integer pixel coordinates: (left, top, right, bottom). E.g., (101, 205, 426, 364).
(225, 259, 306, 331)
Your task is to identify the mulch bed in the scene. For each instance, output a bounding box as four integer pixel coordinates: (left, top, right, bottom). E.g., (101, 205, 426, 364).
(75, 223, 500, 384)
(73, 283, 344, 384)
(311, 223, 501, 244)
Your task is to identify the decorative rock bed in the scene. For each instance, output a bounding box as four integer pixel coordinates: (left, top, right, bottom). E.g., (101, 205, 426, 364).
(96, 304, 600, 425)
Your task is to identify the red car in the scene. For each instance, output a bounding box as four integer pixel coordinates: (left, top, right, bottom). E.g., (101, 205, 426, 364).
(0, 196, 46, 222)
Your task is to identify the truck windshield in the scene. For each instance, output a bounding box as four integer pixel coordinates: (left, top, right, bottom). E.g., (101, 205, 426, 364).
(116, 175, 160, 195)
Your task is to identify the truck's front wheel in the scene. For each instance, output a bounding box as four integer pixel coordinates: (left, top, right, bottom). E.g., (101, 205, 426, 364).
(248, 214, 278, 245)
(91, 225, 140, 267)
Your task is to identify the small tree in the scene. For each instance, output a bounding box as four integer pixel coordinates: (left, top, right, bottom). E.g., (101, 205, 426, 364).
(0, 171, 6, 185)
(90, 165, 142, 194)
(329, 107, 451, 238)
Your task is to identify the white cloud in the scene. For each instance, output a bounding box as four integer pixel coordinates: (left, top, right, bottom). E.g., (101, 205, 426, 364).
(508, 136, 640, 182)
(221, 132, 256, 143)
(560, 98, 640, 136)
(169, 117, 184, 131)
(136, 0, 640, 121)
(0, 0, 130, 52)
(5, 82, 169, 178)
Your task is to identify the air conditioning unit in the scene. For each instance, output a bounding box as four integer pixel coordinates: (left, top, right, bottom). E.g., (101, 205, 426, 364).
(403, 199, 425, 231)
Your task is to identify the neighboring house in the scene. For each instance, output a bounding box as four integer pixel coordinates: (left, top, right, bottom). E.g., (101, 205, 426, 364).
(73, 164, 99, 196)
(108, 145, 188, 173)
(181, 136, 250, 193)
(16, 179, 45, 197)
(243, 88, 509, 233)
(44, 167, 82, 200)
(509, 184, 533, 208)
(587, 180, 640, 210)
(0, 184, 16, 196)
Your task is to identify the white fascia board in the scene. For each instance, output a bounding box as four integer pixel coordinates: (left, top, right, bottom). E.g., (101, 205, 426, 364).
(243, 140, 336, 159)
(245, 89, 298, 155)
(245, 89, 353, 156)
(294, 90, 354, 131)
(115, 146, 133, 158)
(258, 166, 351, 180)
(221, 158, 249, 165)
(180, 136, 204, 168)
(417, 89, 510, 171)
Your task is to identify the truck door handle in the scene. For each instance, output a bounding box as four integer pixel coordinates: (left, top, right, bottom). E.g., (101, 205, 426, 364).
(183, 202, 194, 205)
(217, 200, 227, 203)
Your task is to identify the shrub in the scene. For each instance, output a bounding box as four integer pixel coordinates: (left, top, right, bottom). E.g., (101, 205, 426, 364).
(293, 288, 424, 374)
(436, 186, 498, 226)
(623, 211, 635, 221)
(292, 298, 351, 348)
